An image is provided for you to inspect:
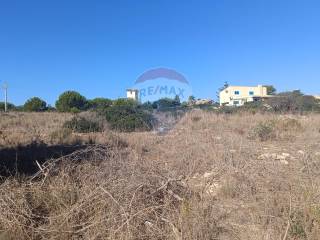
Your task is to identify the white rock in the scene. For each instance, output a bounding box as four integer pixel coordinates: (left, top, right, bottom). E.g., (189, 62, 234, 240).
(276, 155, 287, 160)
(259, 153, 291, 162)
(192, 173, 200, 179)
(203, 172, 215, 178)
(145, 221, 153, 227)
(298, 150, 305, 155)
(205, 182, 222, 196)
(280, 159, 289, 165)
(282, 153, 291, 158)
(259, 153, 278, 159)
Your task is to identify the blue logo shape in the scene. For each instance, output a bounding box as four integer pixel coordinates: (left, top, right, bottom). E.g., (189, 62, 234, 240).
(136, 68, 189, 84)
(133, 67, 192, 103)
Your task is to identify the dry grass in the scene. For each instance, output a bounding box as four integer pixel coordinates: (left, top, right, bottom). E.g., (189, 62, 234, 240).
(1, 110, 320, 239)
(0, 112, 72, 146)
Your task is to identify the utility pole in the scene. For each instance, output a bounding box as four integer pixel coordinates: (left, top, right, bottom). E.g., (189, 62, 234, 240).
(2, 82, 8, 112)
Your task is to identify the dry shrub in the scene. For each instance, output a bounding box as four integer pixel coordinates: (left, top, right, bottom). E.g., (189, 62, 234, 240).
(49, 128, 74, 144)
(1, 111, 320, 239)
(277, 117, 303, 132)
(250, 120, 276, 141)
(250, 117, 303, 141)
(191, 116, 201, 122)
(0, 145, 194, 240)
(63, 116, 103, 133)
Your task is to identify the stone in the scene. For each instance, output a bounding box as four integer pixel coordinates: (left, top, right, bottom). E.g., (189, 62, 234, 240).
(280, 159, 289, 165)
(281, 153, 291, 158)
(203, 171, 215, 178)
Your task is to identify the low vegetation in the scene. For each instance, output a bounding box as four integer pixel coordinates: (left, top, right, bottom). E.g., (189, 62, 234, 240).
(1, 88, 319, 117)
(104, 99, 154, 132)
(250, 120, 277, 141)
(1, 88, 320, 239)
(267, 90, 320, 113)
(1, 110, 320, 239)
(250, 118, 303, 141)
(63, 116, 103, 133)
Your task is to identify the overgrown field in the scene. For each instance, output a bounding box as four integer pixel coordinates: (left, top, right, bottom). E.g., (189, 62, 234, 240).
(1, 111, 320, 239)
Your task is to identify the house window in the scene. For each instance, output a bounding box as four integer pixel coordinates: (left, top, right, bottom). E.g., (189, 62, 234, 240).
(249, 91, 254, 95)
(234, 91, 240, 95)
(234, 101, 240, 105)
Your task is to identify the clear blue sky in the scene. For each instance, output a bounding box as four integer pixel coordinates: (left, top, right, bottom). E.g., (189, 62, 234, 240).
(0, 0, 320, 105)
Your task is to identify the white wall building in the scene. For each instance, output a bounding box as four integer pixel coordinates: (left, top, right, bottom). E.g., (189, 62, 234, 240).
(126, 89, 139, 101)
(314, 95, 320, 100)
(220, 85, 270, 106)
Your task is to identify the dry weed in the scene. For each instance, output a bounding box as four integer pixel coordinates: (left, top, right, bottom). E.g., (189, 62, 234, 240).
(1, 111, 320, 239)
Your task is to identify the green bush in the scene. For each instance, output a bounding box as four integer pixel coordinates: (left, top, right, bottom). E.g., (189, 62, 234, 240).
(56, 91, 88, 112)
(289, 211, 307, 239)
(105, 103, 153, 132)
(63, 116, 103, 133)
(23, 97, 47, 112)
(217, 106, 239, 114)
(46, 105, 56, 112)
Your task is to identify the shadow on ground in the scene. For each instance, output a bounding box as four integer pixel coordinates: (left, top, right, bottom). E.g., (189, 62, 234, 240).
(0, 142, 87, 177)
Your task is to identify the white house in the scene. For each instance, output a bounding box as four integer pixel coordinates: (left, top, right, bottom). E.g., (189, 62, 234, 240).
(314, 95, 320, 100)
(220, 85, 271, 106)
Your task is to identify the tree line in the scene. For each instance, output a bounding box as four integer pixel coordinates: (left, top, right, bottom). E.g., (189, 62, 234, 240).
(0, 91, 113, 112)
(1, 87, 319, 114)
(0, 91, 195, 113)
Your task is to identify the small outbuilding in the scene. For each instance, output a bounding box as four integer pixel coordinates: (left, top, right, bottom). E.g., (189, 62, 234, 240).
(126, 89, 139, 101)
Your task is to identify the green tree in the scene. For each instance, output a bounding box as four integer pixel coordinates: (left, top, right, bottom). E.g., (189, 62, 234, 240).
(141, 101, 153, 111)
(152, 98, 180, 110)
(188, 95, 196, 103)
(88, 98, 113, 110)
(264, 85, 277, 95)
(174, 95, 181, 105)
(63, 116, 103, 133)
(0, 102, 15, 111)
(55, 91, 88, 112)
(267, 90, 320, 113)
(113, 98, 137, 107)
(23, 97, 47, 112)
(217, 81, 229, 101)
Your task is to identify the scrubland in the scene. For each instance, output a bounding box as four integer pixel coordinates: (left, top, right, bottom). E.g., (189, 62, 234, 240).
(1, 110, 320, 240)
